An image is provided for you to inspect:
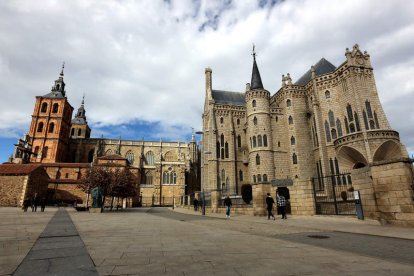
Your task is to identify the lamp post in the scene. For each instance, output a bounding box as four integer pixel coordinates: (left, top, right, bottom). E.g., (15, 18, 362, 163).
(195, 131, 211, 216)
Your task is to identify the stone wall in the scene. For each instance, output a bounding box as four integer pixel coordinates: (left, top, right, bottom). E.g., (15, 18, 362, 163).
(0, 175, 27, 207)
(252, 183, 272, 216)
(289, 179, 315, 215)
(49, 183, 86, 204)
(350, 167, 379, 220)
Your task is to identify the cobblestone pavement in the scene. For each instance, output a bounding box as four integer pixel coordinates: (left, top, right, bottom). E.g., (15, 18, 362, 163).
(69, 207, 414, 276)
(0, 207, 56, 275)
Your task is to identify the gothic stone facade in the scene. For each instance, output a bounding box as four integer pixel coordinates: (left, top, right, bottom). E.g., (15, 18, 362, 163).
(9, 67, 199, 206)
(201, 44, 414, 224)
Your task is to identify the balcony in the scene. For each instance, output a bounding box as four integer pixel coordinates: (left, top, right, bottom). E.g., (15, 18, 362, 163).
(333, 130, 399, 148)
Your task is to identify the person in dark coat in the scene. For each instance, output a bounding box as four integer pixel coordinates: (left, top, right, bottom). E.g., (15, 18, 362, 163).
(32, 194, 39, 212)
(266, 193, 275, 220)
(40, 197, 46, 212)
(22, 198, 30, 212)
(193, 198, 199, 211)
(224, 195, 232, 219)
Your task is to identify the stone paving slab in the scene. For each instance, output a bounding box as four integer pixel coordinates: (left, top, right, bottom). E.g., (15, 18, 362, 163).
(12, 209, 97, 276)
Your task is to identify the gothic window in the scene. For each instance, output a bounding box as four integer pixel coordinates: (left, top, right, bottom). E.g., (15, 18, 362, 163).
(78, 128, 82, 136)
(43, 146, 48, 158)
(220, 134, 224, 146)
(286, 99, 291, 107)
(292, 153, 298, 164)
(249, 138, 252, 149)
(253, 136, 257, 148)
(221, 169, 225, 182)
(239, 170, 243, 181)
(346, 104, 353, 121)
(288, 116, 293, 125)
(217, 142, 220, 158)
(252, 100, 256, 107)
(336, 119, 343, 137)
(52, 103, 59, 113)
(163, 172, 168, 184)
(71, 128, 75, 136)
(374, 112, 380, 129)
(164, 151, 175, 162)
(349, 123, 356, 133)
(324, 121, 331, 142)
(253, 117, 258, 125)
(37, 122, 44, 132)
(221, 148, 224, 159)
(220, 117, 223, 124)
(237, 118, 240, 125)
(34, 146, 40, 156)
(225, 142, 229, 158)
(256, 154, 260, 165)
(328, 110, 335, 127)
(263, 135, 268, 147)
(105, 149, 113, 156)
(88, 150, 94, 163)
(145, 171, 153, 184)
(275, 116, 278, 122)
(331, 129, 337, 140)
(278, 141, 281, 147)
(145, 151, 154, 165)
(126, 151, 134, 165)
(291, 136, 296, 145)
(171, 172, 177, 184)
(344, 117, 350, 134)
(363, 110, 369, 130)
(263, 174, 268, 182)
(354, 112, 361, 131)
(369, 120, 376, 129)
(48, 122, 55, 133)
(257, 174, 262, 182)
(237, 135, 241, 148)
(257, 135, 262, 147)
(41, 103, 48, 113)
(365, 100, 373, 118)
(325, 90, 331, 99)
(253, 175, 256, 183)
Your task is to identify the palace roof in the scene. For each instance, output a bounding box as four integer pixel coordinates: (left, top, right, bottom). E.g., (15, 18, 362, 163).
(295, 58, 336, 86)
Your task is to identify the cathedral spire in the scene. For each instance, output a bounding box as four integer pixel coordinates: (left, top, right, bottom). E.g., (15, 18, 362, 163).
(250, 44, 264, 90)
(60, 61, 65, 77)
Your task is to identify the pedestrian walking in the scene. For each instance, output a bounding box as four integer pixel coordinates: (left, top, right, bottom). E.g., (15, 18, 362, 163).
(31, 194, 39, 212)
(277, 191, 287, 219)
(22, 198, 30, 212)
(266, 193, 275, 220)
(40, 197, 46, 212)
(193, 198, 199, 211)
(224, 195, 232, 219)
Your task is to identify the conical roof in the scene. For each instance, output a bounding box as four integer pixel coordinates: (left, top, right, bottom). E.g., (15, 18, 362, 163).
(250, 55, 264, 90)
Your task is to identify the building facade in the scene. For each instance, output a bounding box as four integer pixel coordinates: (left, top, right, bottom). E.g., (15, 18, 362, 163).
(201, 44, 409, 195)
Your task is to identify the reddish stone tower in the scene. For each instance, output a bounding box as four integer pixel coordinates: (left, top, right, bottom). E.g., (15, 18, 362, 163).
(29, 65, 73, 163)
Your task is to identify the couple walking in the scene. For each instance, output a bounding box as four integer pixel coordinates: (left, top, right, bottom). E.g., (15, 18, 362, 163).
(266, 192, 287, 220)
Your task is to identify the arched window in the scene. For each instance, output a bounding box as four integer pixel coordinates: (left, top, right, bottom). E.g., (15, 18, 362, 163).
(239, 170, 243, 181)
(325, 90, 331, 99)
(253, 117, 257, 125)
(354, 112, 361, 131)
(249, 138, 252, 149)
(220, 117, 224, 124)
(369, 120, 376, 129)
(363, 110, 369, 130)
(52, 103, 59, 113)
(237, 135, 241, 148)
(291, 136, 295, 145)
(105, 149, 113, 156)
(34, 146, 40, 157)
(288, 116, 293, 125)
(220, 134, 224, 146)
(163, 172, 168, 184)
(237, 118, 240, 125)
(88, 150, 94, 163)
(48, 122, 55, 133)
(171, 172, 177, 184)
(43, 146, 48, 158)
(145, 171, 153, 184)
(252, 136, 257, 147)
(325, 121, 331, 142)
(78, 129, 82, 136)
(257, 135, 262, 147)
(253, 175, 256, 183)
(347, 104, 353, 121)
(336, 119, 343, 137)
(225, 142, 229, 158)
(344, 117, 350, 134)
(331, 129, 337, 140)
(71, 128, 74, 136)
(217, 142, 221, 158)
(292, 153, 298, 164)
(328, 110, 335, 127)
(221, 169, 225, 182)
(41, 103, 48, 113)
(286, 99, 291, 107)
(275, 116, 278, 122)
(252, 100, 256, 107)
(256, 154, 260, 165)
(257, 174, 262, 182)
(126, 151, 134, 165)
(221, 148, 224, 159)
(365, 100, 373, 118)
(349, 123, 355, 133)
(374, 112, 380, 129)
(263, 135, 268, 147)
(263, 174, 268, 182)
(145, 151, 154, 165)
(37, 122, 44, 132)
(164, 151, 175, 162)
(278, 141, 281, 147)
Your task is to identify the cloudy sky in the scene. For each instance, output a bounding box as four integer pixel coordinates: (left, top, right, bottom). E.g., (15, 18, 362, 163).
(0, 0, 414, 162)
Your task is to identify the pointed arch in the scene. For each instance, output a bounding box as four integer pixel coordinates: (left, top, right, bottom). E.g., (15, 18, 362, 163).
(288, 116, 293, 125)
(145, 151, 154, 165)
(105, 149, 113, 156)
(324, 121, 331, 142)
(256, 154, 260, 165)
(286, 99, 291, 107)
(263, 135, 268, 147)
(337, 146, 368, 170)
(253, 116, 258, 125)
(373, 140, 403, 162)
(336, 119, 343, 137)
(125, 151, 134, 165)
(252, 100, 256, 107)
(292, 153, 298, 164)
(291, 136, 296, 145)
(257, 135, 262, 147)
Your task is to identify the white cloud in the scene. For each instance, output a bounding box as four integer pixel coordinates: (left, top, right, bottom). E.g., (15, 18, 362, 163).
(0, 0, 413, 155)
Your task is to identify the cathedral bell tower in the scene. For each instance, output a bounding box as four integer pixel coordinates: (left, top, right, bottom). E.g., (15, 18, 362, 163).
(245, 46, 274, 184)
(29, 63, 74, 163)
(70, 95, 91, 139)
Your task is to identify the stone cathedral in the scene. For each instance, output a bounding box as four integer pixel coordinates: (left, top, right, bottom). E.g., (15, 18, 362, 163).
(201, 44, 409, 200)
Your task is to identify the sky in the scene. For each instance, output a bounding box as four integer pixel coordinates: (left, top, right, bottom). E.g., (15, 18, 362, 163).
(0, 0, 414, 162)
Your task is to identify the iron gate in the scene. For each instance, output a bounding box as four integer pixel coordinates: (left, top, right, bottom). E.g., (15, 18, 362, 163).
(312, 173, 356, 215)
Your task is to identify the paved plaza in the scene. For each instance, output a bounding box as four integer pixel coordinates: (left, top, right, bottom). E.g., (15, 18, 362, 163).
(1, 207, 414, 275)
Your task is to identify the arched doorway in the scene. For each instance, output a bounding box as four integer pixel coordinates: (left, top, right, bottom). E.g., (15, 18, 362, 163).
(276, 187, 291, 214)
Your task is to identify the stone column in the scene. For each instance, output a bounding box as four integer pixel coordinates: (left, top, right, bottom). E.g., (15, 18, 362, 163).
(252, 183, 272, 216)
(289, 179, 316, 215)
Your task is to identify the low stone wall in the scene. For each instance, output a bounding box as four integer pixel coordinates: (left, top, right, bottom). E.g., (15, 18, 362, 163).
(351, 167, 379, 220)
(207, 205, 254, 216)
(0, 175, 27, 207)
(49, 183, 86, 204)
(289, 179, 315, 216)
